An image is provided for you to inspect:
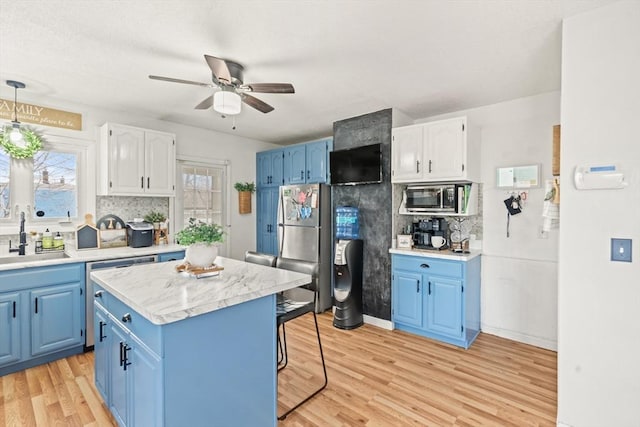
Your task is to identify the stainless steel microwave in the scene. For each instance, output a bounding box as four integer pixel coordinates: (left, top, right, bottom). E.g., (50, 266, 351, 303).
(403, 184, 463, 213)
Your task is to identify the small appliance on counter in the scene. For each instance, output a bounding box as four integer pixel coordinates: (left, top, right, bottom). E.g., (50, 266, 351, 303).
(411, 218, 449, 250)
(126, 221, 154, 247)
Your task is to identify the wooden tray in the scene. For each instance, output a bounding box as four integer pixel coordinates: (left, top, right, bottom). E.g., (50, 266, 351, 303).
(175, 263, 224, 279)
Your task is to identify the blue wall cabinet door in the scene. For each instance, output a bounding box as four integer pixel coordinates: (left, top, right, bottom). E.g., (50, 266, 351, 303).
(0, 292, 21, 366)
(284, 145, 306, 184)
(257, 149, 284, 188)
(256, 151, 271, 187)
(31, 282, 83, 356)
(257, 187, 279, 256)
(130, 335, 163, 427)
(270, 150, 284, 186)
(94, 303, 110, 403)
(306, 139, 330, 183)
(392, 271, 423, 327)
(109, 322, 129, 427)
(426, 276, 463, 338)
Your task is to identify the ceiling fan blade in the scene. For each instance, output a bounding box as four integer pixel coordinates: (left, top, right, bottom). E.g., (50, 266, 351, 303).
(241, 93, 274, 113)
(194, 96, 214, 110)
(149, 75, 213, 87)
(241, 83, 295, 94)
(204, 55, 232, 85)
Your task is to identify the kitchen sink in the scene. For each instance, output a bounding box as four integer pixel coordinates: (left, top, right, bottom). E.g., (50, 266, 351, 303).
(0, 251, 70, 265)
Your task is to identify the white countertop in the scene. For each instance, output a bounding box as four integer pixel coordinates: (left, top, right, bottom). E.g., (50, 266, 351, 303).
(0, 243, 186, 272)
(90, 256, 311, 325)
(389, 247, 481, 261)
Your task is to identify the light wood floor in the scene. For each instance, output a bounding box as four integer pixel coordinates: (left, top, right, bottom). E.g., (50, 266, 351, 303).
(0, 313, 557, 426)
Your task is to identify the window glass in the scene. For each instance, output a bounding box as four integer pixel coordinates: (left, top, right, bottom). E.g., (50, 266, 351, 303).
(0, 151, 9, 219)
(181, 165, 224, 228)
(33, 150, 78, 219)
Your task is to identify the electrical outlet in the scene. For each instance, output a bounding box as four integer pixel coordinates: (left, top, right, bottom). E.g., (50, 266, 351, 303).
(611, 238, 632, 262)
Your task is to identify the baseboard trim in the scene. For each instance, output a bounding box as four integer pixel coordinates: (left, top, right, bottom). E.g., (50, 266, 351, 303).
(363, 315, 393, 330)
(481, 324, 557, 351)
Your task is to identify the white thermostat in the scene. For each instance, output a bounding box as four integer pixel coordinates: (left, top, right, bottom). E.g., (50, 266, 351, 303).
(574, 164, 627, 190)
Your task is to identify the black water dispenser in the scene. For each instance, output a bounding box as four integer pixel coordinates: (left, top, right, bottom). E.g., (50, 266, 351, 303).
(333, 239, 364, 329)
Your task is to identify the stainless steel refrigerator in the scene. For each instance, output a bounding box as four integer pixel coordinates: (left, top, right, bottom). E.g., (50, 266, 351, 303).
(277, 183, 332, 312)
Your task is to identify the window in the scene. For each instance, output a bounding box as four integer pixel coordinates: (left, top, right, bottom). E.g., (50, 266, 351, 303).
(0, 151, 9, 219)
(0, 134, 92, 232)
(33, 150, 78, 219)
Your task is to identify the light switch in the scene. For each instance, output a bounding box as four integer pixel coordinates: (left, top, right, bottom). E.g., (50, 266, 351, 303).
(611, 238, 632, 262)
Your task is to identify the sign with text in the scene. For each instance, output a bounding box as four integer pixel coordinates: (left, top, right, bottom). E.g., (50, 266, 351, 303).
(0, 98, 82, 131)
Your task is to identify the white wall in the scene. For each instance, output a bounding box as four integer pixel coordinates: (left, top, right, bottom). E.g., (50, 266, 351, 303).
(5, 94, 278, 260)
(558, 1, 640, 426)
(416, 91, 560, 350)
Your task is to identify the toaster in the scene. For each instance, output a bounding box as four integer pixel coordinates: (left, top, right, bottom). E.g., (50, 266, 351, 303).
(126, 221, 154, 248)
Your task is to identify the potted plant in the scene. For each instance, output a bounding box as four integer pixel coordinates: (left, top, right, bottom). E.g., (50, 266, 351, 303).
(234, 181, 256, 214)
(175, 218, 224, 267)
(144, 211, 167, 229)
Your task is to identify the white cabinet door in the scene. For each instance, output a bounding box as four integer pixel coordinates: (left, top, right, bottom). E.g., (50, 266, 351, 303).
(145, 130, 175, 196)
(425, 117, 465, 180)
(391, 126, 424, 182)
(108, 125, 146, 195)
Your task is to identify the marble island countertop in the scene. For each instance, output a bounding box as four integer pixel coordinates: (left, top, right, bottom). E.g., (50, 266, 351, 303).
(389, 247, 481, 261)
(90, 256, 311, 325)
(0, 243, 186, 272)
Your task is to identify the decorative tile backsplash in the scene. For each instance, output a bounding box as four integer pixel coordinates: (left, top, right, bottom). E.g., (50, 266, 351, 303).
(96, 196, 169, 223)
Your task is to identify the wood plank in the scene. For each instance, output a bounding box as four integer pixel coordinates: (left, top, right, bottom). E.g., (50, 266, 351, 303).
(0, 313, 557, 426)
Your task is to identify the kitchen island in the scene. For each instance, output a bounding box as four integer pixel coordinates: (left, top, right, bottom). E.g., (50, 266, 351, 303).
(90, 256, 311, 427)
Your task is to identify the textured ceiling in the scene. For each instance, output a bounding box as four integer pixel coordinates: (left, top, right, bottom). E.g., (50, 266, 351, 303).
(0, 0, 616, 144)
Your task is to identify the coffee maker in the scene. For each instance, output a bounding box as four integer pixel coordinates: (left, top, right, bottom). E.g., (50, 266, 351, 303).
(411, 218, 449, 249)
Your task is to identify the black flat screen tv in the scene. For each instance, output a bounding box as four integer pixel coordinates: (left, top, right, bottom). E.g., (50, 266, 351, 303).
(330, 143, 382, 185)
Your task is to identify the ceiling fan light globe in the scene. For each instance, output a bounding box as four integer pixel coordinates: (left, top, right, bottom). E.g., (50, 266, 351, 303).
(213, 91, 241, 116)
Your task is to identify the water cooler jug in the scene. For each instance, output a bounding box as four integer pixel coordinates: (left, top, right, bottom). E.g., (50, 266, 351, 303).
(333, 239, 364, 329)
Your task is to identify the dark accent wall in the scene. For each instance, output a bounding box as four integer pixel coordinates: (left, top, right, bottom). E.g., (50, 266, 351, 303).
(332, 109, 392, 320)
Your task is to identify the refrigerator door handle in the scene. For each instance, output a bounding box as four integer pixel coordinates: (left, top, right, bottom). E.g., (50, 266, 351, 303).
(277, 224, 284, 256)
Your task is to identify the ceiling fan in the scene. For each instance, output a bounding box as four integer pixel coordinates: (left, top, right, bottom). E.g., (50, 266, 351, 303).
(149, 55, 294, 116)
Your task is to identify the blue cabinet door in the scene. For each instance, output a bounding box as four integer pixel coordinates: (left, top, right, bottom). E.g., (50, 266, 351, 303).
(94, 302, 110, 403)
(256, 151, 271, 187)
(31, 282, 83, 356)
(0, 292, 21, 366)
(306, 139, 330, 183)
(392, 270, 423, 327)
(257, 187, 279, 256)
(130, 334, 163, 427)
(109, 321, 129, 427)
(284, 145, 306, 184)
(269, 150, 284, 187)
(426, 276, 463, 338)
(257, 149, 284, 188)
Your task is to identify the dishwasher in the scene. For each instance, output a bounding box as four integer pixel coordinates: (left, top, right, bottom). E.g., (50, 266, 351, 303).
(85, 255, 158, 350)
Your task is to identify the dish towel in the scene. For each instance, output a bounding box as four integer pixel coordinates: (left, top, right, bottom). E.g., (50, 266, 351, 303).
(542, 179, 560, 232)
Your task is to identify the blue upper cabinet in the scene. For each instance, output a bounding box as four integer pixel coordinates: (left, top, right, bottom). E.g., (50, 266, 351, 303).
(306, 139, 332, 183)
(257, 149, 284, 188)
(284, 145, 306, 184)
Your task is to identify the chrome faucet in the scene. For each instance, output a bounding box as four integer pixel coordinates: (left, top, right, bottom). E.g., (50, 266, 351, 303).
(9, 212, 27, 256)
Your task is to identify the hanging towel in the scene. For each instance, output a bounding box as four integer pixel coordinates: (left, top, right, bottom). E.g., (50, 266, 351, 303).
(542, 179, 560, 232)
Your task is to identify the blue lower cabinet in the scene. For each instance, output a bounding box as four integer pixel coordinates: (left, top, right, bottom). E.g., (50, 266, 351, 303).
(157, 251, 185, 263)
(0, 263, 85, 376)
(392, 254, 480, 349)
(95, 289, 277, 426)
(94, 303, 109, 403)
(0, 292, 21, 366)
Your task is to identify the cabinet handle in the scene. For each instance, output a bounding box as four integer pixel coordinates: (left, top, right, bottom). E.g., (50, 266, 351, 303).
(307, 170, 310, 180)
(122, 313, 132, 323)
(99, 321, 106, 342)
(417, 280, 420, 293)
(94, 290, 104, 298)
(119, 341, 124, 366)
(147, 177, 150, 189)
(13, 301, 16, 318)
(35, 297, 38, 314)
(429, 160, 432, 173)
(141, 176, 144, 189)
(123, 344, 132, 371)
(428, 281, 431, 295)
(300, 170, 304, 180)
(416, 160, 420, 173)
(420, 263, 430, 268)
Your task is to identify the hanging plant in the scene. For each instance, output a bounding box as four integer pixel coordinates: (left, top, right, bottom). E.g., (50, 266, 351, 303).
(0, 126, 43, 159)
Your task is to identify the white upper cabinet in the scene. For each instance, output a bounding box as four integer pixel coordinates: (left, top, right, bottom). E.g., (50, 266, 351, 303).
(391, 117, 480, 183)
(98, 123, 176, 196)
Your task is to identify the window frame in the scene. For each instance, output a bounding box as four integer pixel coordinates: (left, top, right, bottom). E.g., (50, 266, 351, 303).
(0, 133, 95, 234)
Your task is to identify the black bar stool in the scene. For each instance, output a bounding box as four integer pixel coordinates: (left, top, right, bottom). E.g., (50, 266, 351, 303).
(275, 257, 328, 420)
(243, 250, 277, 267)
